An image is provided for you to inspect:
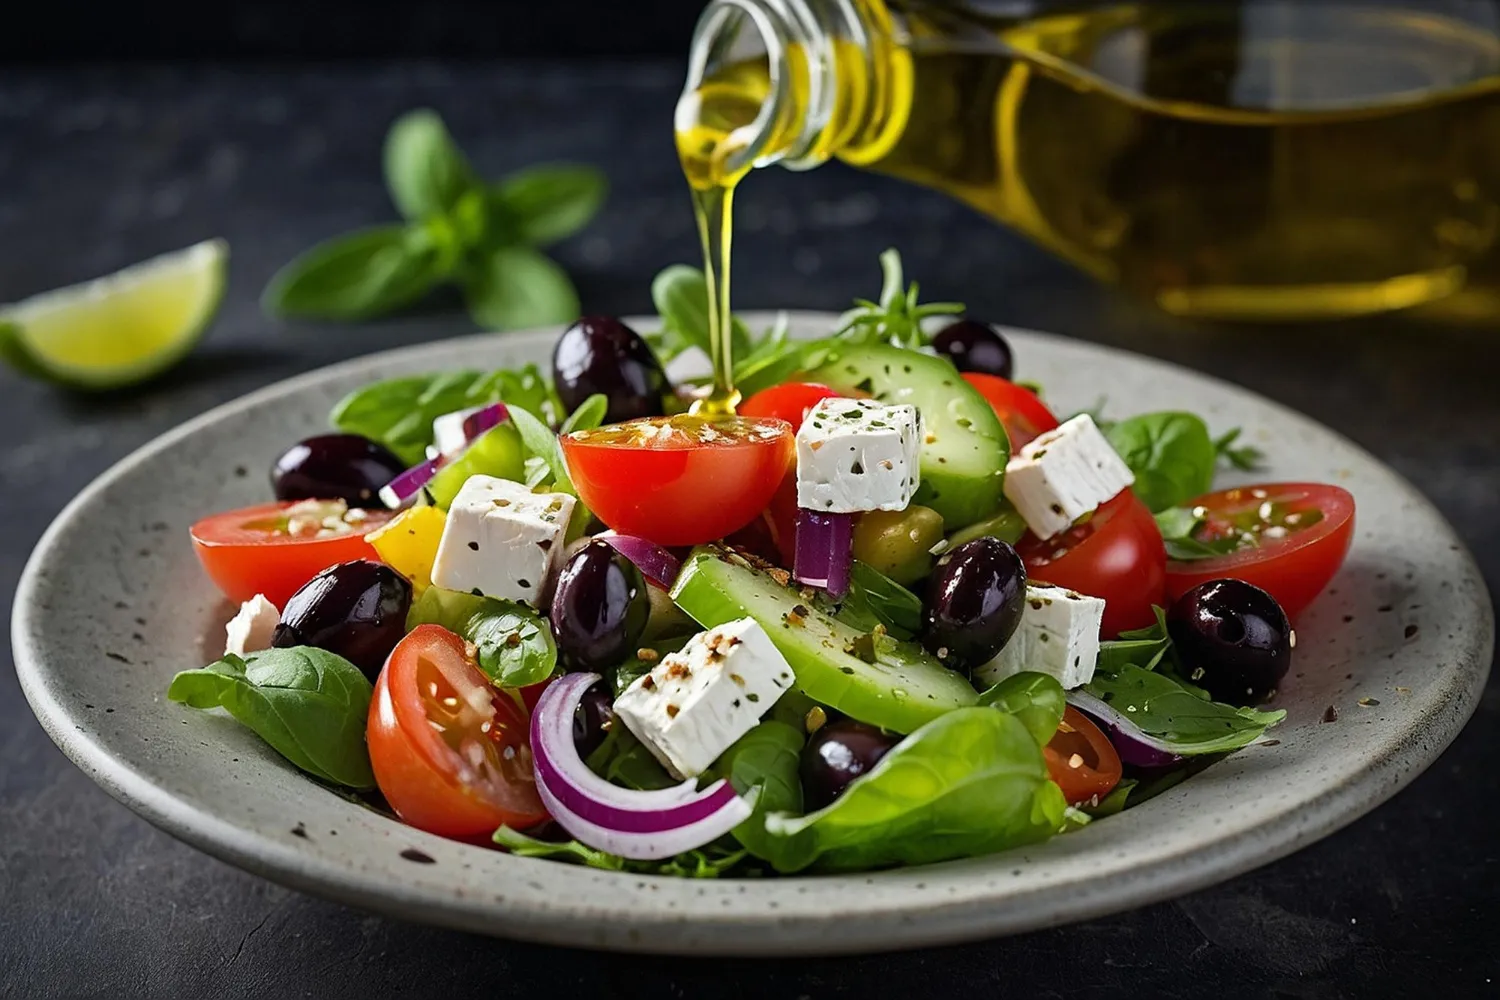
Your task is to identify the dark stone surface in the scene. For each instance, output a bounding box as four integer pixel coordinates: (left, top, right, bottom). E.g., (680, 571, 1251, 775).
(1, 63, 1497, 999)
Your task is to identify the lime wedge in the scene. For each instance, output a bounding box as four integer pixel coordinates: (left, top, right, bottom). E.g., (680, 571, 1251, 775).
(0, 238, 228, 389)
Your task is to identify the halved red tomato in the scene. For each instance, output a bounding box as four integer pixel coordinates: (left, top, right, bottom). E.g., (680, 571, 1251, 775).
(1044, 706, 1123, 805)
(740, 382, 841, 433)
(961, 373, 1060, 451)
(1165, 483, 1355, 620)
(1016, 491, 1166, 637)
(561, 414, 794, 547)
(190, 500, 394, 607)
(368, 625, 548, 839)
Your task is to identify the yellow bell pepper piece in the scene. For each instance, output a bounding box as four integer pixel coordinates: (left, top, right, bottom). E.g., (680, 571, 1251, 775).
(368, 505, 446, 593)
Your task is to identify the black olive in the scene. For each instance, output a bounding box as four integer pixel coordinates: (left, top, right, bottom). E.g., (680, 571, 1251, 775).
(552, 316, 669, 425)
(271, 560, 412, 679)
(921, 537, 1027, 670)
(573, 683, 615, 758)
(549, 540, 650, 671)
(271, 434, 406, 508)
(932, 318, 1015, 380)
(1167, 579, 1292, 705)
(801, 719, 899, 811)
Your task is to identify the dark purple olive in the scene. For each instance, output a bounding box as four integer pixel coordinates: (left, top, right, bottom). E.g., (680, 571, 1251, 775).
(271, 560, 412, 679)
(1167, 579, 1291, 706)
(573, 683, 615, 758)
(552, 316, 669, 425)
(801, 719, 899, 810)
(932, 318, 1015, 380)
(550, 540, 650, 671)
(921, 537, 1027, 670)
(271, 434, 406, 508)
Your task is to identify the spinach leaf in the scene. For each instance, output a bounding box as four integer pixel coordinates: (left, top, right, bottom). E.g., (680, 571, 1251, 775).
(1082, 664, 1284, 755)
(261, 225, 445, 322)
(756, 707, 1066, 873)
(821, 562, 923, 640)
(407, 586, 557, 687)
(1097, 605, 1174, 673)
(650, 264, 752, 361)
(1105, 411, 1217, 512)
(492, 827, 748, 877)
(707, 721, 805, 860)
(464, 245, 580, 332)
(330, 364, 560, 465)
(584, 724, 677, 791)
(487, 164, 607, 248)
(383, 109, 477, 222)
(610, 634, 695, 696)
(167, 648, 375, 789)
(978, 671, 1066, 747)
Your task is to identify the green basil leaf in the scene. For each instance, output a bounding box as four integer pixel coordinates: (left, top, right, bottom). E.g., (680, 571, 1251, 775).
(707, 721, 805, 860)
(383, 109, 478, 222)
(167, 648, 375, 788)
(489, 164, 607, 247)
(406, 587, 557, 686)
(650, 264, 752, 359)
(977, 671, 1066, 747)
(262, 225, 442, 322)
(492, 826, 748, 877)
(1098, 605, 1174, 672)
(756, 707, 1066, 873)
(1082, 664, 1285, 755)
(1213, 427, 1266, 471)
(465, 246, 579, 331)
(584, 724, 677, 791)
(1105, 411, 1217, 512)
(822, 562, 923, 640)
(559, 393, 609, 435)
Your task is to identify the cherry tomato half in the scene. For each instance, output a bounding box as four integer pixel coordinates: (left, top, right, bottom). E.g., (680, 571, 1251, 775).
(1044, 706, 1123, 806)
(190, 501, 394, 607)
(1165, 483, 1355, 620)
(961, 373, 1060, 451)
(1016, 491, 1167, 637)
(561, 414, 794, 547)
(740, 382, 841, 433)
(368, 625, 548, 839)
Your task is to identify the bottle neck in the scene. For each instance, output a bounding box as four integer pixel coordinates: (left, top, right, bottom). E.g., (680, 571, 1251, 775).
(676, 0, 908, 188)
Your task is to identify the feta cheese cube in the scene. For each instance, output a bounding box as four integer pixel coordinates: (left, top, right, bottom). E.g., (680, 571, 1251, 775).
(432, 406, 486, 458)
(796, 398, 922, 513)
(1003, 414, 1134, 539)
(612, 617, 795, 779)
(430, 475, 574, 607)
(975, 584, 1105, 690)
(225, 594, 280, 658)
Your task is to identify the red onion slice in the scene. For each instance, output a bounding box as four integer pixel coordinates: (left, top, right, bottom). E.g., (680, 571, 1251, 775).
(378, 455, 448, 509)
(528, 673, 754, 857)
(461, 402, 510, 442)
(596, 531, 683, 588)
(1067, 690, 1186, 768)
(794, 508, 854, 598)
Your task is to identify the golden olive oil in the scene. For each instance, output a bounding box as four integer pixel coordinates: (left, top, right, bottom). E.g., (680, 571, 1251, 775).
(679, 1, 1500, 326)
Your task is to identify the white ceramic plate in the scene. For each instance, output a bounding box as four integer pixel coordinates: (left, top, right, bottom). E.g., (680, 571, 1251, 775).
(14, 315, 1492, 956)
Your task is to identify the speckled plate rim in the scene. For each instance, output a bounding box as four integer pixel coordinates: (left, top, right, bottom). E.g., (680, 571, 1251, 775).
(13, 314, 1493, 957)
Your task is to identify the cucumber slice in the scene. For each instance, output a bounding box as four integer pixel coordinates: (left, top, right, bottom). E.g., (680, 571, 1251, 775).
(670, 547, 977, 733)
(803, 343, 1008, 528)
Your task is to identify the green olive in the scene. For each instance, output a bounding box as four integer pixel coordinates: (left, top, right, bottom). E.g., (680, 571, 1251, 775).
(944, 506, 1027, 550)
(851, 505, 945, 584)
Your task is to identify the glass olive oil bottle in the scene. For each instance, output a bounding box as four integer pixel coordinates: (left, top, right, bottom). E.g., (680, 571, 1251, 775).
(677, 0, 1500, 339)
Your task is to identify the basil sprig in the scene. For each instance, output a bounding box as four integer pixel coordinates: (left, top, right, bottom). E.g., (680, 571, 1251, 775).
(263, 109, 605, 330)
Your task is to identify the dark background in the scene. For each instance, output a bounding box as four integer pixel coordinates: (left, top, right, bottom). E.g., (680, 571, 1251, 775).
(2, 2, 1498, 998)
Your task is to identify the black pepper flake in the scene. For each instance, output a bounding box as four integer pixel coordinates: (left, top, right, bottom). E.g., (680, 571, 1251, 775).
(537, 539, 552, 551)
(291, 823, 308, 839)
(840, 666, 855, 675)
(1404, 624, 1418, 639)
(400, 848, 436, 864)
(851, 460, 865, 475)
(105, 651, 131, 664)
(1322, 705, 1339, 723)
(467, 541, 479, 551)
(517, 578, 531, 589)
(471, 588, 484, 597)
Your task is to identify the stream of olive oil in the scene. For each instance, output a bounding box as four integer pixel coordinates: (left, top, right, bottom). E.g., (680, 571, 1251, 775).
(679, 2, 1500, 325)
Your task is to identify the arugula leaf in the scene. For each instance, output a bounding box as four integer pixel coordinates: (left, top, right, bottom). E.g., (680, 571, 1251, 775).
(262, 225, 444, 321)
(1214, 427, 1265, 471)
(819, 562, 924, 640)
(383, 109, 478, 222)
(406, 586, 557, 687)
(1082, 664, 1284, 755)
(559, 393, 608, 436)
(507, 404, 573, 493)
(1106, 411, 1218, 513)
(978, 671, 1066, 747)
(465, 245, 580, 331)
(167, 648, 375, 788)
(492, 826, 748, 877)
(834, 248, 963, 351)
(584, 724, 678, 791)
(488, 164, 607, 248)
(754, 707, 1066, 873)
(708, 721, 805, 860)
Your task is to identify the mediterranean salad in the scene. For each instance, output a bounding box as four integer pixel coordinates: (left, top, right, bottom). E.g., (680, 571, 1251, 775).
(170, 251, 1355, 876)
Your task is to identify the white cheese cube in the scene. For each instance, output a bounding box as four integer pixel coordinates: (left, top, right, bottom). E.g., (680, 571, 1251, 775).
(795, 398, 922, 513)
(612, 617, 795, 779)
(1003, 414, 1134, 539)
(976, 584, 1105, 690)
(432, 406, 486, 458)
(430, 475, 574, 607)
(225, 594, 280, 658)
